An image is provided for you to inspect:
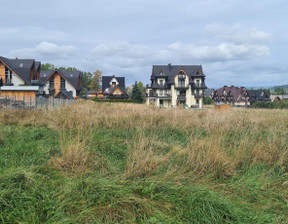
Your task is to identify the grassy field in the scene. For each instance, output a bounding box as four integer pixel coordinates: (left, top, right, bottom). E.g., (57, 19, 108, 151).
(0, 101, 288, 223)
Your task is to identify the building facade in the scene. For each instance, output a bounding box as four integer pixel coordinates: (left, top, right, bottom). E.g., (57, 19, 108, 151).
(146, 64, 207, 108)
(102, 75, 128, 99)
(212, 86, 250, 106)
(40, 70, 82, 99)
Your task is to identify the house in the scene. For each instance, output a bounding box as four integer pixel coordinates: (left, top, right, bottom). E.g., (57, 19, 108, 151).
(0, 56, 44, 101)
(247, 89, 270, 104)
(39, 70, 82, 99)
(102, 75, 128, 99)
(212, 86, 250, 106)
(146, 64, 207, 108)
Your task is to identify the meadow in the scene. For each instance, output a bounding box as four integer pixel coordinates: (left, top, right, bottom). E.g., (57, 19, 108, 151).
(0, 101, 287, 223)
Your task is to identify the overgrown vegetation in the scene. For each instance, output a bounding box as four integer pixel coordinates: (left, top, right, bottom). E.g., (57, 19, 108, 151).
(251, 100, 288, 109)
(0, 102, 287, 223)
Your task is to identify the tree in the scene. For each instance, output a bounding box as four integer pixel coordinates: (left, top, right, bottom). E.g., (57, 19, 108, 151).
(137, 81, 146, 102)
(131, 81, 144, 103)
(203, 97, 214, 105)
(41, 63, 55, 70)
(275, 87, 286, 95)
(89, 70, 102, 90)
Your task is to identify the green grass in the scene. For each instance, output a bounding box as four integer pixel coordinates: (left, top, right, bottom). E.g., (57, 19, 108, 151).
(0, 103, 287, 223)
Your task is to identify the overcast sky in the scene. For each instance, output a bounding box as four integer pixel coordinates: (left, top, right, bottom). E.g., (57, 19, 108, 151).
(1, 0, 287, 87)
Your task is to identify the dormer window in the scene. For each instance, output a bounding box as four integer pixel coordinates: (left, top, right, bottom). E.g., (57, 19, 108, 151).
(178, 71, 185, 79)
(196, 80, 200, 87)
(112, 81, 116, 86)
(159, 80, 163, 87)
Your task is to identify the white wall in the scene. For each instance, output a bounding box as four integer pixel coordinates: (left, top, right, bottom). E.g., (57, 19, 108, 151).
(12, 71, 25, 86)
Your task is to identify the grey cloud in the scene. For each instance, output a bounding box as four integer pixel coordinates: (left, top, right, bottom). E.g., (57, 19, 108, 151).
(9, 42, 76, 60)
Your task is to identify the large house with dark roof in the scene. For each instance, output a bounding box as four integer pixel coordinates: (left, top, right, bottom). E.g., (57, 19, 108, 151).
(0, 56, 82, 100)
(102, 75, 128, 99)
(0, 56, 44, 101)
(247, 89, 270, 104)
(146, 64, 207, 108)
(212, 86, 250, 106)
(40, 70, 82, 99)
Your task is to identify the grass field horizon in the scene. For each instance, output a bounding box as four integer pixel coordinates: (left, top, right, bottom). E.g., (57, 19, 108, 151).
(0, 101, 287, 223)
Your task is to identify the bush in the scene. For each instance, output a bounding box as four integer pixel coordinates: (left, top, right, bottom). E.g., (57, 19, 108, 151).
(203, 97, 214, 105)
(251, 100, 288, 109)
(92, 98, 137, 103)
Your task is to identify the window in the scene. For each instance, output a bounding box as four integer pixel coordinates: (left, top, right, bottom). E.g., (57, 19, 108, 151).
(160, 90, 163, 96)
(49, 78, 54, 89)
(5, 67, 11, 84)
(112, 81, 116, 86)
(196, 99, 199, 104)
(176, 90, 179, 96)
(159, 79, 163, 87)
(196, 80, 200, 87)
(178, 71, 185, 79)
(61, 76, 65, 89)
(178, 80, 185, 87)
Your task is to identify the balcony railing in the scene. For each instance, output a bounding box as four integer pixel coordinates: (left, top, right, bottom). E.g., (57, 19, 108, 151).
(175, 84, 189, 89)
(147, 93, 172, 98)
(194, 93, 204, 98)
(192, 83, 207, 89)
(177, 95, 186, 101)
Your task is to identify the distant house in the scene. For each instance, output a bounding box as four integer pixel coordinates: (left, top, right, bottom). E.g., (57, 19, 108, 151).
(247, 89, 270, 104)
(212, 86, 250, 106)
(146, 64, 207, 108)
(0, 56, 44, 101)
(102, 75, 128, 99)
(40, 70, 82, 99)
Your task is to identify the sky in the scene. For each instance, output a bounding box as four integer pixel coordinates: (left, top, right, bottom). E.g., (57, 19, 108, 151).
(1, 0, 288, 88)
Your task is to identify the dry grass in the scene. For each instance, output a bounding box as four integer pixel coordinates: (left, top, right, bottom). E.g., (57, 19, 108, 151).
(1, 101, 287, 177)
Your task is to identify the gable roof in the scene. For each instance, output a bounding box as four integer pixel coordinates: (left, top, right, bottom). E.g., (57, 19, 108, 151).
(0, 56, 36, 84)
(55, 90, 74, 99)
(151, 64, 204, 84)
(213, 86, 248, 102)
(102, 75, 126, 92)
(40, 69, 82, 89)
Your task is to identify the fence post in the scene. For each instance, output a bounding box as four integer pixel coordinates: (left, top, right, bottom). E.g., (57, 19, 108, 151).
(6, 95, 7, 109)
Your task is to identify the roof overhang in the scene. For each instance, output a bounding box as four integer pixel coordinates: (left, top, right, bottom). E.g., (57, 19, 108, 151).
(0, 86, 39, 91)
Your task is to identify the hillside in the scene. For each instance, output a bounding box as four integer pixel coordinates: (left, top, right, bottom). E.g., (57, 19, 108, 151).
(0, 102, 288, 223)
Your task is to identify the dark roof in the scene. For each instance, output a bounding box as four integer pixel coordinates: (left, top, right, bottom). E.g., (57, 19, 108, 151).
(151, 64, 204, 84)
(40, 70, 82, 89)
(55, 90, 74, 99)
(39, 70, 54, 82)
(102, 75, 125, 92)
(57, 70, 82, 89)
(0, 56, 36, 84)
(213, 86, 248, 102)
(247, 89, 270, 102)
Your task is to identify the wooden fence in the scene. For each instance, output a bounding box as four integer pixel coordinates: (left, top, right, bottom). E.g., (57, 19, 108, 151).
(0, 96, 76, 109)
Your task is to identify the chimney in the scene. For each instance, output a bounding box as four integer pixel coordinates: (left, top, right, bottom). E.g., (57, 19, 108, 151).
(168, 63, 172, 71)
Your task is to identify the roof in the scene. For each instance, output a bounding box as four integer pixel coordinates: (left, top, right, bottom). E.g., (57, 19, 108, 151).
(0, 56, 37, 84)
(39, 70, 54, 82)
(55, 90, 74, 99)
(151, 64, 205, 84)
(0, 86, 39, 91)
(247, 89, 270, 102)
(213, 86, 248, 102)
(40, 70, 82, 89)
(102, 75, 126, 92)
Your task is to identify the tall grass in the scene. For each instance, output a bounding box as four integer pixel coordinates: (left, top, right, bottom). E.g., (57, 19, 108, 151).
(0, 101, 287, 223)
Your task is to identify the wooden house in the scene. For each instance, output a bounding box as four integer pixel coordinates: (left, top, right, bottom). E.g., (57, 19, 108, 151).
(102, 75, 128, 99)
(40, 70, 82, 99)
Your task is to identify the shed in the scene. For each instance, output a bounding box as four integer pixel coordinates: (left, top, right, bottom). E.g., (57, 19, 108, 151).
(215, 103, 231, 111)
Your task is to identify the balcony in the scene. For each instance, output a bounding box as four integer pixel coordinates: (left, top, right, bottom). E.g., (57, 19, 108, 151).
(175, 84, 189, 90)
(147, 93, 172, 98)
(177, 95, 186, 101)
(31, 80, 45, 86)
(194, 93, 204, 99)
(178, 74, 186, 80)
(192, 83, 207, 89)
